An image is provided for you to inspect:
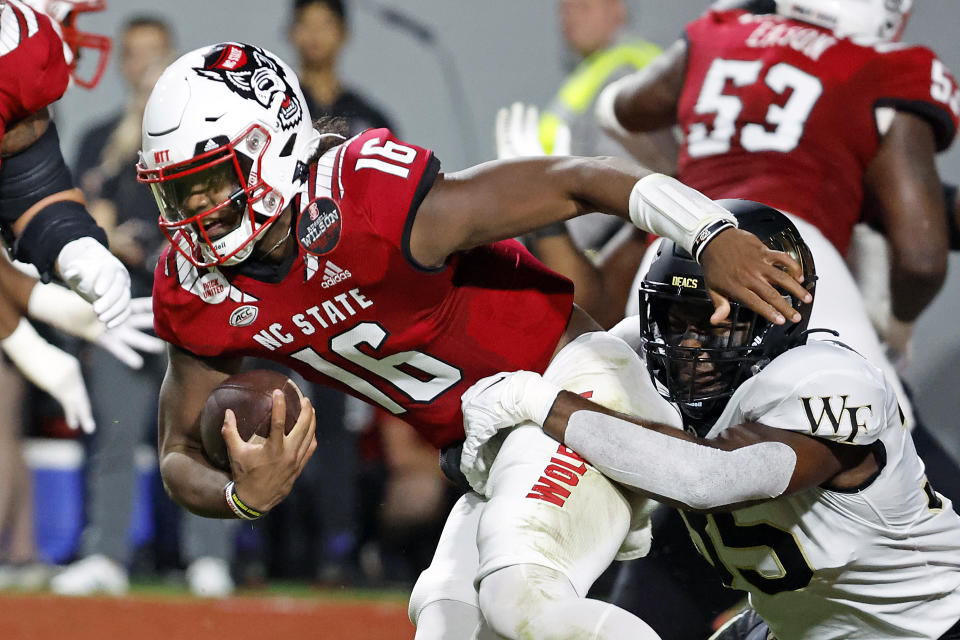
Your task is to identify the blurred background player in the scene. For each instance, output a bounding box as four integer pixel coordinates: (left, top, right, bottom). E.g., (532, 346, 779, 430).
(0, 0, 134, 592)
(600, 0, 955, 408)
(461, 203, 960, 640)
(0, 253, 160, 590)
(50, 15, 237, 598)
(0, 0, 131, 328)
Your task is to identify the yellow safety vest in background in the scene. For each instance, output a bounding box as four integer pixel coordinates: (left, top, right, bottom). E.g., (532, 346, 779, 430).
(540, 38, 661, 155)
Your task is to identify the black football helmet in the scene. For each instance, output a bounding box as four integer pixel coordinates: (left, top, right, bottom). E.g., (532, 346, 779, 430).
(639, 200, 816, 435)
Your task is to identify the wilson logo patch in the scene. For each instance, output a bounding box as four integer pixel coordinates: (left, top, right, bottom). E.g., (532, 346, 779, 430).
(297, 198, 342, 255)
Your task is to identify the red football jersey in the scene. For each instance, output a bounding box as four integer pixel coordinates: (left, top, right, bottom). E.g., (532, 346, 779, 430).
(677, 9, 960, 253)
(153, 129, 575, 449)
(0, 0, 70, 145)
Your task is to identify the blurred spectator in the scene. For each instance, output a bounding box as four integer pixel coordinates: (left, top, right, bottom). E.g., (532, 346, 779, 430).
(547, 0, 675, 245)
(502, 0, 674, 327)
(51, 16, 237, 598)
(290, 0, 397, 134)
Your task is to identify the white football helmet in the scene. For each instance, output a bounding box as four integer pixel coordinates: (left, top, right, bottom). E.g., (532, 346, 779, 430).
(774, 0, 912, 42)
(137, 42, 320, 267)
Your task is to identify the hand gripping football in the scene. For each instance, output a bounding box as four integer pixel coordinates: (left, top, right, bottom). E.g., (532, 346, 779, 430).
(199, 369, 303, 471)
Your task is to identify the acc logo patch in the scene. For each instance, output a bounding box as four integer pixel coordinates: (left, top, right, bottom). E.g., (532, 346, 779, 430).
(229, 305, 259, 327)
(297, 198, 342, 256)
(198, 272, 230, 304)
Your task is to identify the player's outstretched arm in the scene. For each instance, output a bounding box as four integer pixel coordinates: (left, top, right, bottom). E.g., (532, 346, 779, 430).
(461, 371, 874, 511)
(413, 155, 807, 324)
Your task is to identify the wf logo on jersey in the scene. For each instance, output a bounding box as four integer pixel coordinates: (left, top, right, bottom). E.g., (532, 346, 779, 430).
(194, 43, 303, 131)
(800, 395, 873, 442)
(297, 198, 342, 256)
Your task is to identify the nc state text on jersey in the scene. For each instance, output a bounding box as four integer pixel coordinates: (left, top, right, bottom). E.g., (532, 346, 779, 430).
(252, 287, 373, 350)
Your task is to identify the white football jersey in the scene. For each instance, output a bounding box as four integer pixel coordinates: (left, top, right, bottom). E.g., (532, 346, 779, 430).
(684, 341, 960, 640)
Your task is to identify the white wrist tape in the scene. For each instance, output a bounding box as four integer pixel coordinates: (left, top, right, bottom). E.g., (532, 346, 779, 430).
(564, 410, 796, 510)
(628, 174, 737, 260)
(27, 281, 103, 341)
(1, 318, 75, 389)
(595, 77, 635, 139)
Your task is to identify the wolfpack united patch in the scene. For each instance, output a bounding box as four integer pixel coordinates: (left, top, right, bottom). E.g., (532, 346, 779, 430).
(297, 198, 342, 256)
(195, 43, 303, 131)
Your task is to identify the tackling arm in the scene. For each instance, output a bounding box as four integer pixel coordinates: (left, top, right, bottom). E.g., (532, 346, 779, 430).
(544, 391, 872, 511)
(460, 369, 865, 510)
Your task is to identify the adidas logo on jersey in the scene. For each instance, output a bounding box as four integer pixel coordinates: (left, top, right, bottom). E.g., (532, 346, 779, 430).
(321, 261, 351, 288)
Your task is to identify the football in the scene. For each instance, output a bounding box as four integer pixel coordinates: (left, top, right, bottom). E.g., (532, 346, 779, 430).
(198, 369, 303, 471)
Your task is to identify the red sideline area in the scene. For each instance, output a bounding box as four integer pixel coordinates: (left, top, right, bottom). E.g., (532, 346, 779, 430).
(0, 593, 413, 639)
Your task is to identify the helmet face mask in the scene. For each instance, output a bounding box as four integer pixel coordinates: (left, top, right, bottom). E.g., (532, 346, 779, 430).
(640, 265, 770, 434)
(23, 0, 112, 88)
(773, 0, 913, 43)
(639, 201, 816, 435)
(137, 42, 319, 268)
(140, 123, 281, 267)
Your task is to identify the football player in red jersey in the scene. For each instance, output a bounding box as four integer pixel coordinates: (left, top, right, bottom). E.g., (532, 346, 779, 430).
(599, 0, 957, 434)
(0, 0, 129, 328)
(139, 42, 812, 639)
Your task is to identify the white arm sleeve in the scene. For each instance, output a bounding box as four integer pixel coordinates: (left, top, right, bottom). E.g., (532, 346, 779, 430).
(564, 410, 796, 510)
(628, 174, 737, 260)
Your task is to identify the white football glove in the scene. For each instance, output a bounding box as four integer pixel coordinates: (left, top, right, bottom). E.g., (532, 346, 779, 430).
(460, 371, 561, 495)
(495, 102, 571, 160)
(1, 319, 95, 434)
(56, 237, 132, 329)
(882, 316, 914, 374)
(27, 283, 163, 370)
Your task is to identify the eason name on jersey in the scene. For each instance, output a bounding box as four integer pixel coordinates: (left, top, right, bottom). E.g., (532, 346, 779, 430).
(321, 261, 352, 289)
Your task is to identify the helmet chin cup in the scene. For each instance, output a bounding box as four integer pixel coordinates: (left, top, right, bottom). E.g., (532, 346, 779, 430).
(198, 215, 259, 266)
